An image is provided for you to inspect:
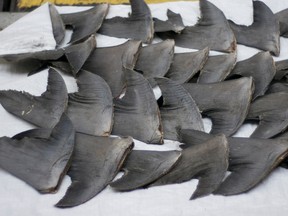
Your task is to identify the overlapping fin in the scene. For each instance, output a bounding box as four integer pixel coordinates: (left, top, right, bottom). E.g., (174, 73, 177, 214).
(229, 1, 280, 56)
(183, 77, 253, 136)
(166, 48, 209, 84)
(110, 150, 181, 191)
(61, 4, 109, 44)
(151, 134, 229, 200)
(0, 68, 68, 128)
(153, 9, 185, 33)
(98, 0, 153, 43)
(266, 82, 288, 94)
(157, 0, 236, 52)
(135, 40, 174, 80)
(49, 35, 96, 76)
(274, 59, 288, 81)
(0, 114, 75, 193)
(56, 134, 133, 208)
(49, 4, 65, 46)
(247, 92, 288, 138)
(112, 69, 163, 144)
(180, 129, 288, 196)
(155, 77, 204, 141)
(276, 8, 288, 37)
(82, 40, 141, 98)
(228, 52, 275, 100)
(198, 52, 236, 84)
(66, 70, 113, 136)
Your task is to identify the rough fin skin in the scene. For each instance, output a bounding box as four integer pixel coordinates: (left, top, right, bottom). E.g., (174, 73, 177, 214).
(247, 92, 288, 138)
(166, 48, 209, 84)
(99, 0, 154, 43)
(56, 134, 134, 208)
(110, 150, 181, 191)
(214, 137, 288, 196)
(276, 8, 288, 37)
(157, 0, 236, 53)
(0, 114, 75, 193)
(180, 129, 288, 196)
(49, 4, 65, 46)
(135, 40, 175, 79)
(274, 59, 288, 81)
(12, 128, 51, 140)
(51, 35, 96, 77)
(229, 1, 280, 56)
(151, 134, 229, 200)
(66, 70, 113, 136)
(63, 35, 96, 76)
(0, 68, 68, 128)
(112, 68, 163, 144)
(83, 40, 141, 98)
(61, 4, 109, 44)
(266, 82, 288, 94)
(183, 77, 254, 136)
(228, 52, 276, 100)
(153, 9, 185, 33)
(198, 52, 236, 84)
(155, 77, 204, 141)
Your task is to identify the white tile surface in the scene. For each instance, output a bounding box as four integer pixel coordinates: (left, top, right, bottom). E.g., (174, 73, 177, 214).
(0, 3, 56, 55)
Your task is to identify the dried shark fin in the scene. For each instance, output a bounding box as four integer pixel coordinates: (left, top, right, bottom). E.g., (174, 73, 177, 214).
(50, 35, 96, 76)
(49, 61, 72, 75)
(252, 110, 288, 139)
(61, 4, 109, 44)
(0, 68, 68, 128)
(110, 150, 181, 191)
(98, 0, 153, 43)
(153, 9, 185, 33)
(183, 77, 253, 136)
(83, 40, 141, 98)
(155, 77, 204, 141)
(179, 129, 214, 148)
(247, 92, 288, 138)
(135, 40, 175, 79)
(56, 134, 133, 208)
(215, 137, 288, 196)
(229, 1, 280, 56)
(274, 59, 288, 81)
(62, 35, 96, 76)
(180, 129, 288, 196)
(276, 8, 288, 37)
(157, 0, 236, 52)
(49, 4, 65, 46)
(198, 52, 236, 84)
(0, 114, 75, 193)
(266, 82, 288, 94)
(12, 128, 50, 140)
(66, 70, 113, 136)
(227, 52, 276, 100)
(150, 134, 229, 200)
(112, 69, 163, 144)
(274, 130, 288, 168)
(0, 33, 95, 72)
(166, 47, 209, 84)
